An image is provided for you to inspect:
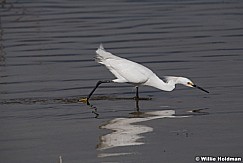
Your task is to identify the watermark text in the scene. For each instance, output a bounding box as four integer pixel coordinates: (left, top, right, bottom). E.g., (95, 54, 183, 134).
(195, 156, 242, 162)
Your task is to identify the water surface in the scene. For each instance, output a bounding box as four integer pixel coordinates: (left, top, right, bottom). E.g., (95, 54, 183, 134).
(1, 0, 243, 162)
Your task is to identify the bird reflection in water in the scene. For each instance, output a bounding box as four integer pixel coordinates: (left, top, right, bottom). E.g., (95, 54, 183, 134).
(97, 110, 189, 158)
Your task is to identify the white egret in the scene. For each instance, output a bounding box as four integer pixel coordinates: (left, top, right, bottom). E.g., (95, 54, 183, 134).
(84, 44, 209, 105)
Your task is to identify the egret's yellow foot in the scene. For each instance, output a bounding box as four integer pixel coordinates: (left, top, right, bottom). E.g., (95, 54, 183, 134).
(79, 98, 91, 105)
(79, 98, 88, 103)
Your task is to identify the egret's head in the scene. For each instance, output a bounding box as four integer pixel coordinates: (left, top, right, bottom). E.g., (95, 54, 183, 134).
(179, 77, 209, 93)
(178, 77, 194, 87)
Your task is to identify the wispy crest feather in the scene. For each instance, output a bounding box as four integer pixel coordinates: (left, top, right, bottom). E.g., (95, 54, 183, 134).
(163, 76, 179, 83)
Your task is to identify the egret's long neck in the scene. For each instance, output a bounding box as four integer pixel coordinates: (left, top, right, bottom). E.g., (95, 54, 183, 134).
(144, 75, 175, 91)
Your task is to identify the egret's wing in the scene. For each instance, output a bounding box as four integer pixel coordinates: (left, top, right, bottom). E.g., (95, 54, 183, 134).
(105, 60, 128, 83)
(95, 44, 156, 84)
(107, 58, 154, 84)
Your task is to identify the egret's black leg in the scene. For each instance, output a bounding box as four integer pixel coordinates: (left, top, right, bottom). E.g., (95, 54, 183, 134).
(135, 86, 139, 100)
(135, 98, 140, 112)
(87, 80, 112, 104)
(135, 86, 140, 112)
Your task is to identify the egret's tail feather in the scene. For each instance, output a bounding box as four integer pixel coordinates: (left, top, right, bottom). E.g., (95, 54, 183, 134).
(99, 43, 104, 50)
(94, 52, 103, 63)
(95, 44, 121, 64)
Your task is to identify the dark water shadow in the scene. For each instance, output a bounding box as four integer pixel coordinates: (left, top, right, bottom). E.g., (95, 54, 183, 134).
(0, 95, 151, 105)
(80, 95, 152, 118)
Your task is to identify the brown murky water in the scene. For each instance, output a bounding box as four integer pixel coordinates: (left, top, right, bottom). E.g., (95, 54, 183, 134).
(1, 0, 243, 162)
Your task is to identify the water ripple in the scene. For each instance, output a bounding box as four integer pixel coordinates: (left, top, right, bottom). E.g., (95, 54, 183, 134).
(1, 1, 243, 162)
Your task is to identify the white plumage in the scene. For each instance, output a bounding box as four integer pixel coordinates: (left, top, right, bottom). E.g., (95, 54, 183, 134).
(85, 44, 209, 104)
(96, 44, 156, 86)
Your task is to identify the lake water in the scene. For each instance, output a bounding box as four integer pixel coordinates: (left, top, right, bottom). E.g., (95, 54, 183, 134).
(1, 0, 243, 162)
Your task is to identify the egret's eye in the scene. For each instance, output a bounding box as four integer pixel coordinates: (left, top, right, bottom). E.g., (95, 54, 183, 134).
(187, 82, 193, 86)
